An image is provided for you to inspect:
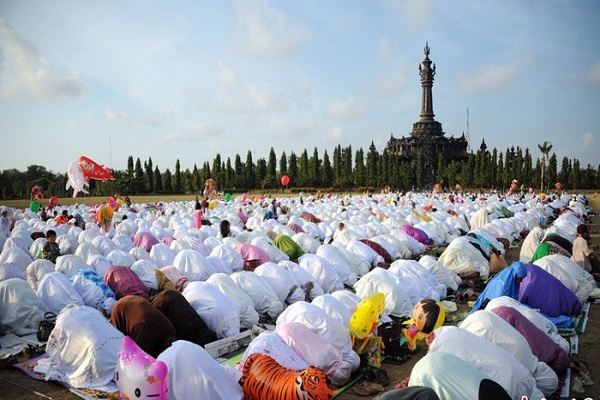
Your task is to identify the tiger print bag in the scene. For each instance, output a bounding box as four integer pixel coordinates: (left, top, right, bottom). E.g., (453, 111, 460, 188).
(239, 353, 333, 400)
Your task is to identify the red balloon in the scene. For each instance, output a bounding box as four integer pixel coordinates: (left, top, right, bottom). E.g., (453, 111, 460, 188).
(48, 196, 59, 208)
(31, 185, 44, 200)
(77, 156, 115, 182)
(281, 175, 290, 186)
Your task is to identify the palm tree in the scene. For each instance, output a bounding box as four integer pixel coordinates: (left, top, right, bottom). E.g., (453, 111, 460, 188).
(538, 141, 553, 192)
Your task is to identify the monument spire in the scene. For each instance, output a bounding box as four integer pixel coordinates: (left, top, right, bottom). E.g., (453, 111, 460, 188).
(385, 43, 469, 186)
(418, 42, 436, 121)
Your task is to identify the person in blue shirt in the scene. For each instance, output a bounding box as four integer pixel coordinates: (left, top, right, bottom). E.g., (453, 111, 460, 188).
(471, 261, 527, 311)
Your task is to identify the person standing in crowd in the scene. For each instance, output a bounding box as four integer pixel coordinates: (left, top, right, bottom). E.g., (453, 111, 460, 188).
(0, 210, 11, 236)
(40, 207, 48, 222)
(571, 224, 597, 272)
(43, 229, 61, 263)
(269, 199, 278, 220)
(193, 196, 204, 229)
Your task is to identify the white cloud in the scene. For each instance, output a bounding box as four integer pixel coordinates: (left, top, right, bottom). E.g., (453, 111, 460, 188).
(293, 76, 313, 109)
(105, 108, 128, 121)
(141, 112, 176, 127)
(266, 116, 311, 138)
(459, 58, 529, 94)
(246, 83, 287, 112)
(582, 132, 593, 146)
(218, 60, 237, 90)
(327, 126, 343, 141)
(0, 19, 84, 101)
(166, 122, 223, 142)
(325, 95, 364, 120)
(587, 62, 600, 85)
(376, 66, 412, 97)
(377, 35, 392, 62)
(390, 0, 434, 32)
(232, 0, 312, 59)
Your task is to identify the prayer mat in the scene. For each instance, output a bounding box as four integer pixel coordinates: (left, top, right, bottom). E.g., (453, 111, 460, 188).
(13, 354, 118, 400)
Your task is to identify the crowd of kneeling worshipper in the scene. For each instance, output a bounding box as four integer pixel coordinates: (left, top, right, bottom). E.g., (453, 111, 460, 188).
(0, 190, 598, 399)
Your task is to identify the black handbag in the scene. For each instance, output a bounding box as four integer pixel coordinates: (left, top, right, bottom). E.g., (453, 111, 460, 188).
(378, 321, 404, 356)
(37, 312, 57, 342)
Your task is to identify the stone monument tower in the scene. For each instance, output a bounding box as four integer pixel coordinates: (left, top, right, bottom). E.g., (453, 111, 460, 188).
(386, 43, 468, 184)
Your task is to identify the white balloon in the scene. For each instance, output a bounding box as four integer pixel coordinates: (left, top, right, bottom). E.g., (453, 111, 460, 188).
(65, 162, 89, 198)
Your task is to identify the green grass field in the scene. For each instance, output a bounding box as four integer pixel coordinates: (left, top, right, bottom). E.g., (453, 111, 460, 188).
(2, 191, 598, 212)
(0, 192, 307, 210)
(0, 195, 215, 210)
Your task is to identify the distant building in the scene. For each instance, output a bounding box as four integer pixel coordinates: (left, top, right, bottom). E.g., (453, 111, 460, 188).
(386, 43, 468, 184)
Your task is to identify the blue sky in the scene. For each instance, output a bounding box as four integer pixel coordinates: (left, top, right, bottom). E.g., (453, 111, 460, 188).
(0, 0, 599, 175)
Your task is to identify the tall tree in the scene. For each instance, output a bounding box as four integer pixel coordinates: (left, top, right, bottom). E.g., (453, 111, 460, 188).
(298, 149, 309, 187)
(288, 152, 298, 187)
(309, 147, 321, 187)
(134, 158, 144, 194)
(256, 158, 268, 189)
(582, 164, 596, 189)
(388, 152, 400, 190)
(560, 157, 571, 188)
(490, 148, 498, 188)
(144, 157, 154, 193)
(496, 153, 504, 191)
(192, 164, 201, 193)
(342, 145, 353, 187)
(436, 153, 445, 187)
(224, 157, 234, 189)
(365, 142, 379, 187)
(547, 153, 558, 188)
(212, 153, 222, 179)
(267, 148, 277, 188)
(279, 151, 288, 177)
(461, 154, 475, 189)
(174, 159, 182, 193)
(537, 141, 553, 191)
(398, 164, 414, 190)
(571, 159, 581, 190)
(514, 147, 523, 184)
(153, 166, 162, 192)
(333, 145, 342, 188)
(321, 150, 333, 188)
(416, 151, 424, 189)
(482, 149, 492, 189)
(234, 154, 244, 189)
(474, 149, 484, 188)
(201, 162, 211, 191)
(244, 151, 255, 190)
(380, 149, 390, 187)
(523, 149, 533, 188)
(354, 148, 366, 187)
(445, 162, 461, 189)
(181, 169, 193, 194)
(162, 169, 173, 192)
(127, 156, 134, 179)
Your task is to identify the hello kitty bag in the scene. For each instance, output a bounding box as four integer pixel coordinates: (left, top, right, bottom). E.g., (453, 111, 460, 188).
(115, 336, 168, 400)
